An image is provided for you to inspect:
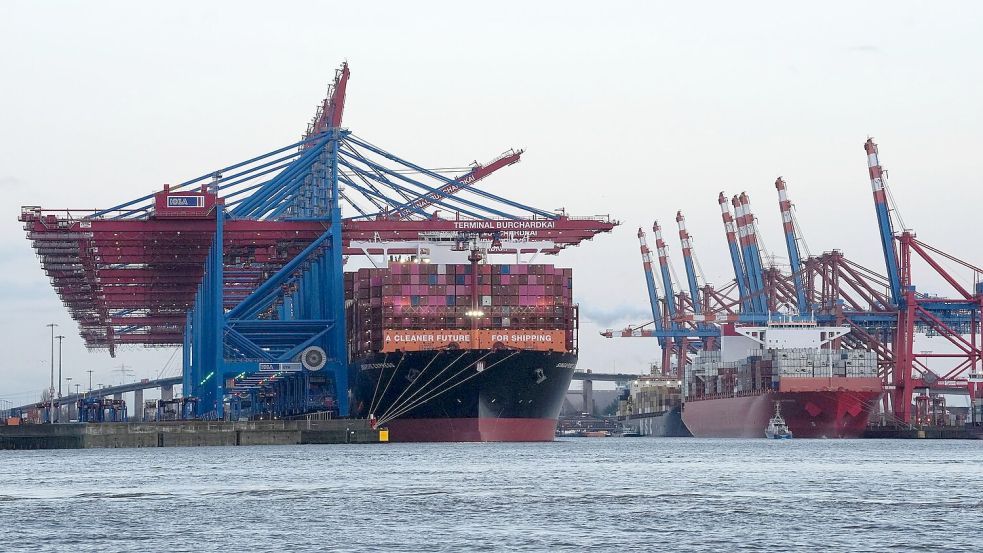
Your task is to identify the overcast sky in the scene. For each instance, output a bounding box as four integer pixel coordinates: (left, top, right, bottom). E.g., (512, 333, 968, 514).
(1, 1, 981, 405)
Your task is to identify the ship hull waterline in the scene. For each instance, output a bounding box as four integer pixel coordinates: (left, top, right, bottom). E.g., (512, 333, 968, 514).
(682, 388, 882, 439)
(620, 405, 692, 437)
(352, 349, 577, 442)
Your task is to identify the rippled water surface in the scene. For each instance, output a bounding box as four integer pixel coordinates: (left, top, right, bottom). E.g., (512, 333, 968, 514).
(1, 438, 980, 552)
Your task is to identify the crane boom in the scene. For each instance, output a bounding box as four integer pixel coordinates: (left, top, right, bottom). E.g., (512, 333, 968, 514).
(653, 220, 678, 318)
(734, 193, 767, 313)
(389, 149, 523, 220)
(638, 228, 667, 348)
(775, 177, 808, 313)
(676, 211, 703, 314)
(864, 138, 902, 305)
(719, 192, 751, 312)
(306, 62, 351, 141)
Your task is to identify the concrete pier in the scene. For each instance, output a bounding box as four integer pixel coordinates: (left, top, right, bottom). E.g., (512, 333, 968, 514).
(582, 379, 594, 415)
(864, 425, 981, 439)
(133, 389, 144, 421)
(0, 419, 382, 450)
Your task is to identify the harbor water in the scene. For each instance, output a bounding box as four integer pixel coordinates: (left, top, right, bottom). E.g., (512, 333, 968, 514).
(1, 438, 980, 552)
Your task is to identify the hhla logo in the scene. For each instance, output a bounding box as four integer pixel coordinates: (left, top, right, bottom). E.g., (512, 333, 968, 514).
(167, 195, 204, 208)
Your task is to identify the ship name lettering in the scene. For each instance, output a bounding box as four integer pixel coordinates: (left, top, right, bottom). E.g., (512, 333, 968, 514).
(360, 362, 395, 370)
(452, 220, 555, 231)
(489, 333, 553, 342)
(387, 333, 470, 343)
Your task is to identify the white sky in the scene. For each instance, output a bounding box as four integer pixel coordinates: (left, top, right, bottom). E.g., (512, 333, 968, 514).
(1, 1, 982, 405)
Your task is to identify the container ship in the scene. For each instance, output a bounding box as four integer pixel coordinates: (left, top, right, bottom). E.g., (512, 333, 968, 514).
(346, 256, 577, 442)
(616, 368, 692, 437)
(681, 320, 883, 438)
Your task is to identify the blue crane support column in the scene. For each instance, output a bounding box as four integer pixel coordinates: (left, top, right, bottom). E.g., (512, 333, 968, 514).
(719, 192, 751, 312)
(218, 131, 350, 417)
(189, 285, 202, 403)
(198, 218, 217, 415)
(775, 178, 809, 313)
(864, 138, 902, 306)
(212, 201, 225, 417)
(182, 310, 192, 395)
(326, 128, 350, 416)
(637, 228, 667, 348)
(181, 202, 224, 417)
(676, 211, 703, 315)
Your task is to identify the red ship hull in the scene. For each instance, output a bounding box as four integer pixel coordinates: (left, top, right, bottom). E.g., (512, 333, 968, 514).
(683, 379, 882, 438)
(385, 417, 558, 442)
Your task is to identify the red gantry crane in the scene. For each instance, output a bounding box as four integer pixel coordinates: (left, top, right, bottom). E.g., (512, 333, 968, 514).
(604, 138, 983, 425)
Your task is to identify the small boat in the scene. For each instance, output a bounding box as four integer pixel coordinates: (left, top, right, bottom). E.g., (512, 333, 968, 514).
(765, 403, 793, 439)
(621, 426, 643, 438)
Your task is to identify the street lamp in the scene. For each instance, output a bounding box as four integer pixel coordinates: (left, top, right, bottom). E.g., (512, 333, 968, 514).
(55, 335, 65, 398)
(65, 376, 74, 422)
(45, 323, 57, 422)
(87, 370, 94, 392)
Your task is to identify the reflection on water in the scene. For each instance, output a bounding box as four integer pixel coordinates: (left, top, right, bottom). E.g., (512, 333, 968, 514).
(2, 438, 980, 552)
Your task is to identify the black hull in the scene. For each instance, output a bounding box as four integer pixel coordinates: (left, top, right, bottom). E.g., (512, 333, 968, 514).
(351, 349, 576, 441)
(620, 405, 692, 437)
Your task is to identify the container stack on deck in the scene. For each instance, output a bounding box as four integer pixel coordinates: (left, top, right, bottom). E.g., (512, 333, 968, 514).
(346, 262, 576, 356)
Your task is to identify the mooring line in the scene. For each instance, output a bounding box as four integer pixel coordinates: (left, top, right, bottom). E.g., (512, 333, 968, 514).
(377, 350, 519, 426)
(376, 350, 448, 423)
(370, 353, 405, 417)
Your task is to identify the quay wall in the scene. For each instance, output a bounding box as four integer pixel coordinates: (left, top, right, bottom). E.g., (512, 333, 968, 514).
(0, 420, 380, 450)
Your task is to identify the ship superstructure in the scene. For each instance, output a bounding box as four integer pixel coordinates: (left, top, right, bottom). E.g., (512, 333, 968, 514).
(616, 366, 690, 437)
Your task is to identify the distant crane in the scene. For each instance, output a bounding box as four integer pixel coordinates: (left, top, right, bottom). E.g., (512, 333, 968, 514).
(774, 177, 809, 314)
(605, 138, 983, 423)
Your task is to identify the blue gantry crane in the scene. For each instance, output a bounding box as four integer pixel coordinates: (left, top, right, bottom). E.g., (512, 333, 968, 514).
(20, 62, 618, 420)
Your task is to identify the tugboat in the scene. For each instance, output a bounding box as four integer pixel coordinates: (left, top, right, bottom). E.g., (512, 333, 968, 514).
(765, 403, 793, 439)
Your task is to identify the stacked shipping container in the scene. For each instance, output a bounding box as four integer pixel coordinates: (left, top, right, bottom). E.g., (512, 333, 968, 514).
(685, 349, 879, 398)
(345, 262, 577, 356)
(618, 377, 684, 416)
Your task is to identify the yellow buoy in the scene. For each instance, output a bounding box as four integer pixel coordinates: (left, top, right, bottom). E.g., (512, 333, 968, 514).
(378, 428, 389, 442)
